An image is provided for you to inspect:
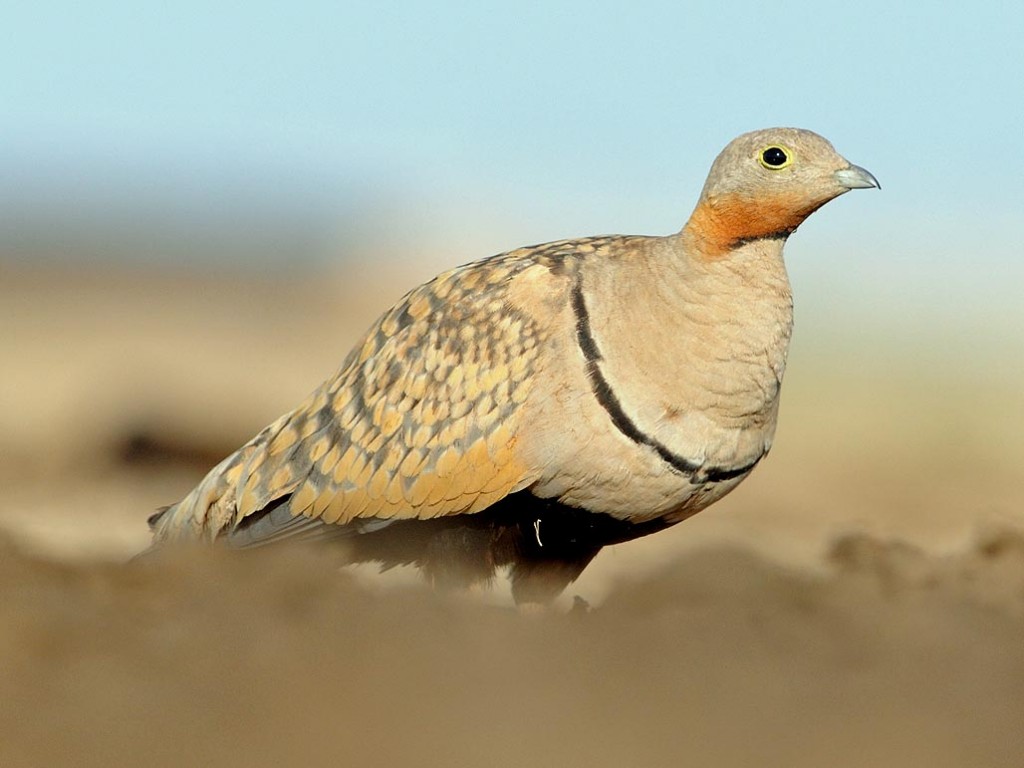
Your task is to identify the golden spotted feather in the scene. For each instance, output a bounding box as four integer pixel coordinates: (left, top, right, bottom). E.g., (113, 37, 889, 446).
(150, 240, 593, 545)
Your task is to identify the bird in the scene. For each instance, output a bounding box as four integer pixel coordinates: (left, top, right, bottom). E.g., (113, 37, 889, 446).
(146, 127, 878, 603)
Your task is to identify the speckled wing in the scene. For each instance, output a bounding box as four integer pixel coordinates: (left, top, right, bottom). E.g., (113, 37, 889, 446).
(155, 249, 560, 546)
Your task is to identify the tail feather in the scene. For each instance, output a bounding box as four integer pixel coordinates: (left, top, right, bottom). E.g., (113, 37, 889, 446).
(147, 505, 171, 531)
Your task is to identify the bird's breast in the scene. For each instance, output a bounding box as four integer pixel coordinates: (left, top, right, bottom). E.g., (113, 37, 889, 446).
(518, 239, 793, 522)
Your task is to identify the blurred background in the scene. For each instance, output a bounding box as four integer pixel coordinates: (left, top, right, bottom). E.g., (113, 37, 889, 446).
(2, 2, 1022, 766)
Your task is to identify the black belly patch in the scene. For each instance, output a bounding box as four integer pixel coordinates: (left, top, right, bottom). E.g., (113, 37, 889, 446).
(230, 490, 677, 604)
(344, 491, 677, 603)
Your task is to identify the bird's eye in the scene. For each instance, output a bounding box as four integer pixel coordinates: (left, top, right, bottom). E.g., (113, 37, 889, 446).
(759, 146, 791, 169)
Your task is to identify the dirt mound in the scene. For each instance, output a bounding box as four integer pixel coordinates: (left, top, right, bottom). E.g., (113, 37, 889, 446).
(2, 532, 1022, 768)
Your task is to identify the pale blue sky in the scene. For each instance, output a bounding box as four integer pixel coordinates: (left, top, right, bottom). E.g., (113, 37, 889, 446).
(2, 1, 1022, 334)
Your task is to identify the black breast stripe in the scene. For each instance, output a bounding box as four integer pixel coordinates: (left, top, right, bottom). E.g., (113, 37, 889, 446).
(702, 455, 763, 483)
(571, 277, 762, 483)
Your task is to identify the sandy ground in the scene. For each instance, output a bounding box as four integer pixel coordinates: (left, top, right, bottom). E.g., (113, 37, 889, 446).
(2, 264, 1023, 766)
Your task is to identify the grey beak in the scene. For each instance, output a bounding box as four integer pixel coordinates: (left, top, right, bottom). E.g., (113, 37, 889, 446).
(835, 164, 880, 190)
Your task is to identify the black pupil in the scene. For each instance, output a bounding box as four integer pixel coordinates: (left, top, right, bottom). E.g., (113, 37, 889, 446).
(762, 147, 787, 166)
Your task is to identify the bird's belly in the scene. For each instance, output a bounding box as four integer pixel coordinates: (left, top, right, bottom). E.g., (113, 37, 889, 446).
(524, 402, 767, 523)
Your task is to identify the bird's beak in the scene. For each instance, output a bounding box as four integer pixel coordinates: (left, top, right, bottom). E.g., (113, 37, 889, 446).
(834, 164, 880, 190)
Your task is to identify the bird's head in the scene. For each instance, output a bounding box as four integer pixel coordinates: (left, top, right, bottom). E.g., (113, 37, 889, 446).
(682, 127, 878, 256)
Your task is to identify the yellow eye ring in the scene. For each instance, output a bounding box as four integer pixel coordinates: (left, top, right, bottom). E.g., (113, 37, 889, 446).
(758, 145, 793, 170)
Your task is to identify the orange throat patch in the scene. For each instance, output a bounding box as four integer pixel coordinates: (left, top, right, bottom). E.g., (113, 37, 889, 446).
(684, 193, 825, 257)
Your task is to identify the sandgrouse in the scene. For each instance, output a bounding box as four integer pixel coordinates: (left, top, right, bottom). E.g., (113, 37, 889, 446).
(148, 128, 878, 602)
